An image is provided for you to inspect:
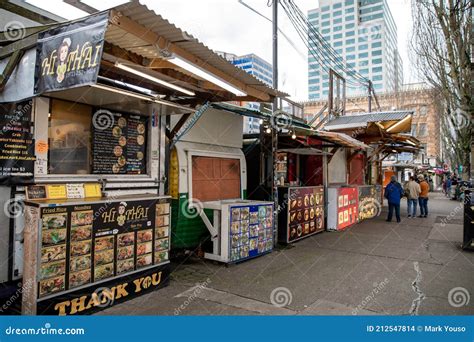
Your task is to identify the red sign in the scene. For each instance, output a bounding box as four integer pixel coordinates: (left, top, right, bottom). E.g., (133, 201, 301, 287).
(336, 187, 358, 230)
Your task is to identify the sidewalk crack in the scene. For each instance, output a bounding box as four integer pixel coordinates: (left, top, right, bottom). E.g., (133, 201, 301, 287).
(409, 261, 426, 315)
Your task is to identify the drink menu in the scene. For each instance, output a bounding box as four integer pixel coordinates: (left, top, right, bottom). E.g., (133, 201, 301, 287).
(92, 111, 147, 175)
(38, 198, 170, 298)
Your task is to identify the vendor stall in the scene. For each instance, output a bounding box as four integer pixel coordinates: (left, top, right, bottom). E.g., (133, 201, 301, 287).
(22, 191, 170, 315)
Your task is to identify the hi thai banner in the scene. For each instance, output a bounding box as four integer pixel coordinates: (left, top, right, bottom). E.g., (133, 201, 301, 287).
(34, 12, 108, 94)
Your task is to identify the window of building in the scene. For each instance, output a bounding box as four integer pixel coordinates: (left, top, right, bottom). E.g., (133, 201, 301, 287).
(359, 60, 368, 66)
(334, 10, 342, 17)
(373, 66, 382, 73)
(346, 46, 356, 53)
(346, 54, 355, 60)
(372, 41, 382, 48)
(334, 25, 343, 32)
(411, 124, 417, 135)
(321, 5, 330, 11)
(359, 52, 368, 58)
(322, 20, 330, 27)
(334, 33, 343, 39)
(322, 28, 330, 34)
(346, 30, 355, 37)
(373, 83, 383, 90)
(372, 49, 382, 56)
(335, 48, 343, 54)
(309, 86, 320, 92)
(308, 12, 319, 20)
(334, 18, 342, 24)
(360, 4, 383, 15)
(345, 15, 355, 21)
(345, 0, 354, 4)
(373, 74, 382, 81)
(418, 123, 427, 136)
(322, 13, 330, 20)
(309, 70, 320, 77)
(334, 41, 343, 47)
(373, 58, 382, 64)
(359, 44, 368, 50)
(420, 106, 427, 116)
(323, 82, 329, 88)
(345, 23, 355, 29)
(346, 7, 354, 13)
(346, 38, 355, 45)
(360, 68, 369, 74)
(333, 2, 342, 9)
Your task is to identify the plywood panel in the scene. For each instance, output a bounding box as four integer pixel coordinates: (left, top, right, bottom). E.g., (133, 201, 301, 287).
(192, 156, 240, 202)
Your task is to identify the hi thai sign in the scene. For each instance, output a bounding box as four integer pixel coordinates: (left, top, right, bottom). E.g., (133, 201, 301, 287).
(34, 12, 108, 94)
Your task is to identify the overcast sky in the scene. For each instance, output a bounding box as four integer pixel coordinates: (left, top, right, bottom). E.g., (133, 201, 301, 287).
(27, 0, 420, 101)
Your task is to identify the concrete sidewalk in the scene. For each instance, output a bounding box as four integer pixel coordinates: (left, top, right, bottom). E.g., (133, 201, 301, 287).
(98, 194, 474, 316)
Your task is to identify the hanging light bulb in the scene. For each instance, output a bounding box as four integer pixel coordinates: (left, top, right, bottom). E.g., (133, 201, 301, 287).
(265, 127, 272, 134)
(259, 119, 264, 124)
(291, 131, 296, 139)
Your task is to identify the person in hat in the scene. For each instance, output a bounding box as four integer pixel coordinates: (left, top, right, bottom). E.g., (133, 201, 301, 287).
(384, 175, 404, 222)
(418, 174, 429, 217)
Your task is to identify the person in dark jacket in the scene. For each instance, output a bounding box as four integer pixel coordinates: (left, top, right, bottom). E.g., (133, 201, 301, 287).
(384, 175, 404, 222)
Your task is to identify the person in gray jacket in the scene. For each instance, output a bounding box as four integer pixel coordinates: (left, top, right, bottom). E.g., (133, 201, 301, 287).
(404, 176, 421, 217)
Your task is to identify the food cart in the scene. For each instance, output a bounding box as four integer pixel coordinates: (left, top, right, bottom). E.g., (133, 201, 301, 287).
(169, 106, 275, 263)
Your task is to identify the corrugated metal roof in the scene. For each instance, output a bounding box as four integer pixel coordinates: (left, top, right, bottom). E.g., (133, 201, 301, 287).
(106, 0, 286, 98)
(325, 111, 413, 128)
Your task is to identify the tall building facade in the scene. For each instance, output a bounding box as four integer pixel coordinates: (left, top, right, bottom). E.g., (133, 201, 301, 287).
(218, 52, 273, 133)
(307, 0, 403, 100)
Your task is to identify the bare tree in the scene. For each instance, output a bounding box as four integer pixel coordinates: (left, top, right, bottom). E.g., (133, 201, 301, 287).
(410, 0, 472, 179)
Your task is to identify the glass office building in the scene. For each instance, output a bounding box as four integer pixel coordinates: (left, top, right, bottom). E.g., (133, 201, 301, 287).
(307, 0, 403, 100)
(219, 52, 273, 133)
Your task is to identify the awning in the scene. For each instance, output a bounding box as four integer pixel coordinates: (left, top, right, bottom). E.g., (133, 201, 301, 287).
(0, 0, 288, 104)
(313, 130, 370, 150)
(325, 111, 413, 133)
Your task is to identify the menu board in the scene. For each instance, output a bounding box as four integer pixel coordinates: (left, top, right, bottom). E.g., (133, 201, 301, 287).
(336, 187, 358, 230)
(38, 198, 170, 298)
(92, 111, 147, 175)
(0, 100, 35, 184)
(286, 186, 324, 243)
(229, 204, 273, 262)
(358, 185, 378, 221)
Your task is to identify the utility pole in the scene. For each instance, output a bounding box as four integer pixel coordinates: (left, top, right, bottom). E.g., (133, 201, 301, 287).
(272, 0, 279, 246)
(368, 80, 372, 113)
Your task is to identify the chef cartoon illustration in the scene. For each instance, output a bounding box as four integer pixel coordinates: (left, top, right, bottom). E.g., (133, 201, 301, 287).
(56, 37, 71, 83)
(117, 201, 127, 226)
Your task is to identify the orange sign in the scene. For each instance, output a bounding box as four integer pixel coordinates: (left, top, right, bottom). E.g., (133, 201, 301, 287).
(36, 140, 48, 154)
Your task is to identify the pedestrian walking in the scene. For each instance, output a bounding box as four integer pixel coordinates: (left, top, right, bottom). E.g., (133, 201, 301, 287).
(417, 174, 429, 217)
(384, 175, 404, 223)
(404, 176, 421, 217)
(446, 176, 452, 197)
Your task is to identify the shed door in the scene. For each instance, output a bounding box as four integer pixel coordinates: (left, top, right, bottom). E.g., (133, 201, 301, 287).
(191, 156, 241, 202)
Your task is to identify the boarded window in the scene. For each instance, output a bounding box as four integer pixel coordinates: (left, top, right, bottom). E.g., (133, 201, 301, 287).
(191, 156, 241, 202)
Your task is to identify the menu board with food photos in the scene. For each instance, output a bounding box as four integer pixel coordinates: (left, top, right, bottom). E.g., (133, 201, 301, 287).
(229, 204, 273, 262)
(37, 197, 170, 298)
(336, 186, 358, 230)
(278, 186, 324, 243)
(92, 110, 147, 175)
(358, 185, 378, 222)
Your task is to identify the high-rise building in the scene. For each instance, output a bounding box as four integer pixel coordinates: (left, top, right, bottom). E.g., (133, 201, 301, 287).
(218, 52, 273, 134)
(307, 0, 403, 100)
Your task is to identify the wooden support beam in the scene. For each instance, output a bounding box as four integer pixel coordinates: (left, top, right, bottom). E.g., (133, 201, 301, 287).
(327, 147, 339, 163)
(0, 50, 23, 91)
(109, 9, 271, 102)
(169, 113, 191, 140)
